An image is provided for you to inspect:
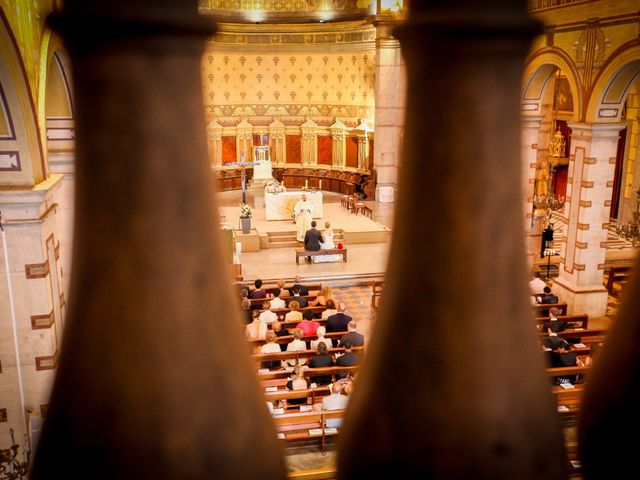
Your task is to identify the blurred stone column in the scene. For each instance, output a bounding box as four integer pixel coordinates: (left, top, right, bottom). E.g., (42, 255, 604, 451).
(372, 14, 406, 202)
(338, 1, 567, 478)
(31, 1, 286, 478)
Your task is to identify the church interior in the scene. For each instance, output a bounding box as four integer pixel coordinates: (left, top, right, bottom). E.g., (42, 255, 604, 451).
(0, 0, 639, 478)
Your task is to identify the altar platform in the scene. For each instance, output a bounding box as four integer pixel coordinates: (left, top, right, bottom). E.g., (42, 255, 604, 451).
(218, 201, 391, 250)
(215, 189, 394, 281)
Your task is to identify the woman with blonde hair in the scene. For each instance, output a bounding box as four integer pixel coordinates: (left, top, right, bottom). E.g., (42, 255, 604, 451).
(309, 285, 332, 307)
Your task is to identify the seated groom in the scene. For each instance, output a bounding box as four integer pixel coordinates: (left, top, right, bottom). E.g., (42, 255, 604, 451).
(304, 221, 323, 263)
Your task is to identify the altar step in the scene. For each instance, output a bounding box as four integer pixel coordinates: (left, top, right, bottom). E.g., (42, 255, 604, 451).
(264, 229, 346, 249)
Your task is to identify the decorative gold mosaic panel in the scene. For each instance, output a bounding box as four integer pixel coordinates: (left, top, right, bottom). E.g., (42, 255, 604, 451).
(202, 49, 375, 125)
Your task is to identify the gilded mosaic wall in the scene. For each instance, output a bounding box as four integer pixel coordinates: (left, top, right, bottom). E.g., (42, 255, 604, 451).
(202, 49, 376, 126)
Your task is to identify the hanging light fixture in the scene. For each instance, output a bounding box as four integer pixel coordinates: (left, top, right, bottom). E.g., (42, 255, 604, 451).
(533, 69, 566, 216)
(615, 188, 640, 247)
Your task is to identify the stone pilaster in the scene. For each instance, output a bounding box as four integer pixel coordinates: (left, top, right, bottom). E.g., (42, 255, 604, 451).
(269, 118, 285, 165)
(300, 117, 318, 166)
(235, 118, 253, 162)
(0, 175, 64, 446)
(372, 15, 406, 201)
(554, 122, 624, 317)
(207, 120, 223, 168)
(330, 117, 346, 168)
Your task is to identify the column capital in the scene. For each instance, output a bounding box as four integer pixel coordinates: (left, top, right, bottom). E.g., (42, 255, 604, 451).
(566, 121, 626, 139)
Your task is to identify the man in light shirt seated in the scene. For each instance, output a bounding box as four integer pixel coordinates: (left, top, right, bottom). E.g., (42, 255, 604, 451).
(259, 301, 277, 325)
(316, 381, 349, 428)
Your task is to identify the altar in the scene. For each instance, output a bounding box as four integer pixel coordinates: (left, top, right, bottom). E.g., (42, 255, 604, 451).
(265, 190, 323, 221)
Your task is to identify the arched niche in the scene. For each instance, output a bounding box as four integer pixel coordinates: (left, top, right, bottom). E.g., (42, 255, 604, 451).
(38, 30, 75, 174)
(0, 11, 45, 185)
(586, 45, 640, 123)
(522, 51, 581, 122)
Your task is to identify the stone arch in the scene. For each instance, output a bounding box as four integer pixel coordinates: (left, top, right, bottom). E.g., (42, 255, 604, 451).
(522, 50, 581, 122)
(0, 10, 46, 185)
(586, 44, 640, 123)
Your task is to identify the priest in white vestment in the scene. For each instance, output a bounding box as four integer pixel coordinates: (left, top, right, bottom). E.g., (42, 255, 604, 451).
(294, 194, 313, 242)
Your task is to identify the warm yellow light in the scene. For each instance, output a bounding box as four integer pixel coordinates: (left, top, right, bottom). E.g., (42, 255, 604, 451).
(246, 10, 264, 23)
(379, 0, 403, 13)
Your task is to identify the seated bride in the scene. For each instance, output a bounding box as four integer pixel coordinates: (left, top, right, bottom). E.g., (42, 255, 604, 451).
(314, 221, 342, 263)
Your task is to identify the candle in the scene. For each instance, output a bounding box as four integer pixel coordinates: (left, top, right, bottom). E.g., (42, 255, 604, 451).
(319, 180, 322, 190)
(305, 179, 308, 189)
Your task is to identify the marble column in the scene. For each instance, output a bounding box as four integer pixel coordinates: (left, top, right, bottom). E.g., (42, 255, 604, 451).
(32, 1, 286, 478)
(553, 122, 624, 317)
(372, 15, 406, 201)
(338, 1, 567, 478)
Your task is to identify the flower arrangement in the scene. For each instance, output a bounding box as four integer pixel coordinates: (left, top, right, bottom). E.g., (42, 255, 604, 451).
(240, 203, 252, 218)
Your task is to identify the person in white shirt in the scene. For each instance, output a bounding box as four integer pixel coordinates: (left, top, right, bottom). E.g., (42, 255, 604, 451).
(285, 328, 307, 366)
(529, 275, 547, 304)
(311, 326, 333, 349)
(269, 288, 286, 310)
(259, 301, 277, 325)
(318, 381, 349, 428)
(260, 331, 282, 369)
(321, 299, 338, 320)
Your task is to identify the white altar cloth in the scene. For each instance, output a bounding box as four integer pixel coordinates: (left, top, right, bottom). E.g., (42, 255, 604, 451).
(265, 190, 323, 221)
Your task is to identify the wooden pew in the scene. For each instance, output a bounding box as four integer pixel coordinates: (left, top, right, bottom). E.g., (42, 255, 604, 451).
(257, 306, 327, 318)
(296, 248, 347, 265)
(250, 330, 348, 347)
(253, 346, 364, 366)
(535, 314, 589, 330)
(532, 302, 568, 316)
(273, 410, 345, 453)
(603, 261, 634, 296)
(538, 327, 607, 340)
(239, 282, 323, 296)
(248, 294, 318, 307)
(264, 386, 331, 404)
(257, 365, 359, 381)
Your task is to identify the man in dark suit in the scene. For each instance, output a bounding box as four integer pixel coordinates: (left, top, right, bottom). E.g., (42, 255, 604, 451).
(304, 220, 323, 263)
(336, 341, 360, 367)
(539, 286, 559, 305)
(288, 285, 308, 308)
(544, 307, 567, 334)
(326, 302, 352, 333)
(339, 321, 364, 347)
(287, 275, 309, 296)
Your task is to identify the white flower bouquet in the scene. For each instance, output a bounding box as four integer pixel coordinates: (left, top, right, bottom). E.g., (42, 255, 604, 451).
(240, 203, 252, 218)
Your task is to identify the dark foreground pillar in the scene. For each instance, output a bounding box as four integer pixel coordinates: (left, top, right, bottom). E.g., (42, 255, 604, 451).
(338, 2, 567, 478)
(579, 253, 640, 478)
(31, 1, 286, 478)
